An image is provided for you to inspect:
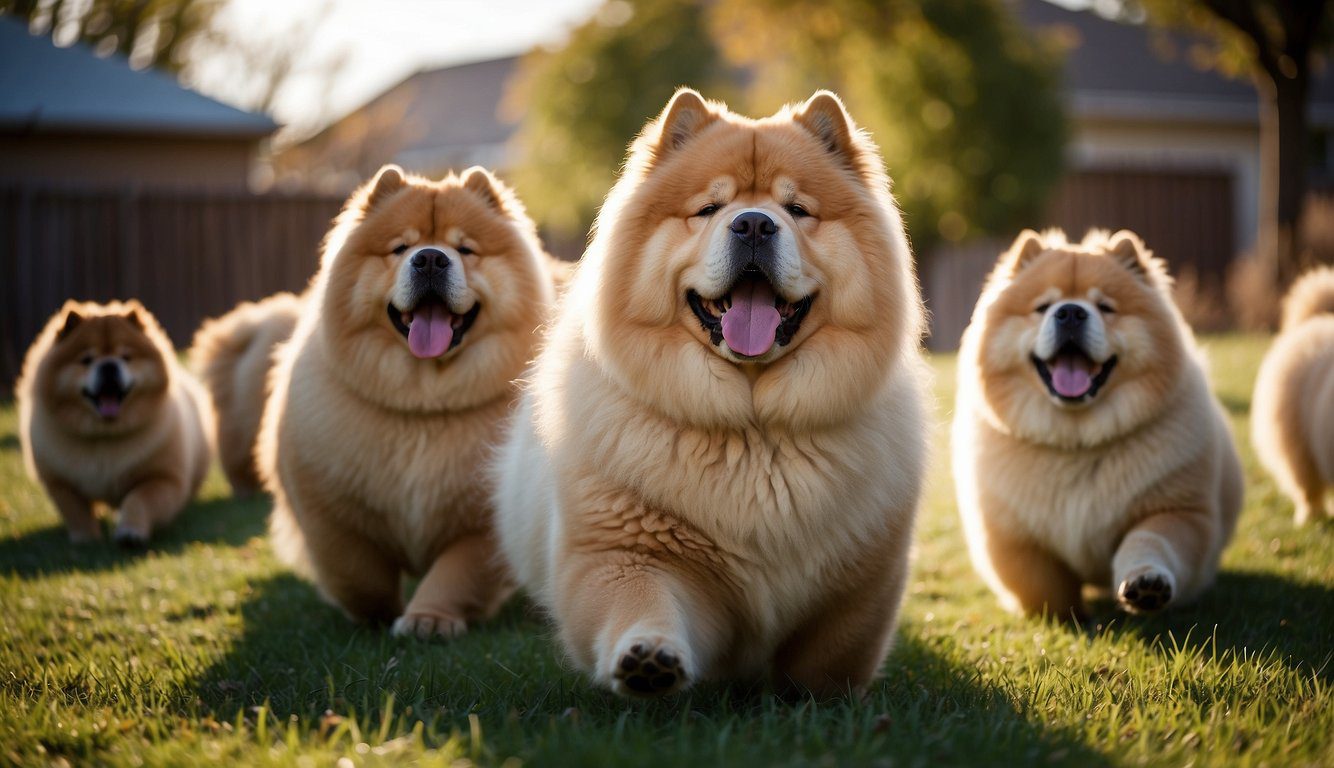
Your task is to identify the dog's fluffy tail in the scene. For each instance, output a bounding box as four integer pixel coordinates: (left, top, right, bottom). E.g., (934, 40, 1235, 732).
(188, 292, 303, 392)
(1281, 266, 1334, 331)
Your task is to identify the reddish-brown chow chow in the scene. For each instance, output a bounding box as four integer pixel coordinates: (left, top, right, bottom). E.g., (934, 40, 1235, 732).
(18, 300, 211, 546)
(258, 165, 558, 639)
(953, 229, 1243, 619)
(493, 89, 928, 698)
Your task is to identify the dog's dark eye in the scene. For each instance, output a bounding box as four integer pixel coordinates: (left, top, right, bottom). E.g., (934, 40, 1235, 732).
(392, 243, 408, 255)
(79, 354, 93, 366)
(785, 203, 811, 218)
(1035, 303, 1051, 314)
(457, 245, 474, 256)
(695, 203, 720, 218)
(1097, 303, 1115, 314)
(120, 353, 132, 362)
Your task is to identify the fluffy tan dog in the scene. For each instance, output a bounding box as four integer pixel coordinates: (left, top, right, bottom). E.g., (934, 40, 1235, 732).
(259, 165, 557, 638)
(953, 230, 1243, 619)
(1252, 266, 1334, 524)
(190, 292, 302, 497)
(17, 300, 211, 545)
(493, 89, 928, 697)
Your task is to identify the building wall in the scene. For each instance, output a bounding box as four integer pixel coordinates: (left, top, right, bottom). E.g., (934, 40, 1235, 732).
(1069, 118, 1260, 256)
(0, 133, 260, 188)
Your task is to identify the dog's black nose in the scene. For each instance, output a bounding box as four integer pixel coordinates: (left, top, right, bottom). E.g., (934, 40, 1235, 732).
(1054, 303, 1088, 329)
(729, 211, 777, 247)
(410, 248, 449, 276)
(94, 360, 123, 392)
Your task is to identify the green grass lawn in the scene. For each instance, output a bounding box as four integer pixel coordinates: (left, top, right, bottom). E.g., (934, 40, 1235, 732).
(1, 334, 1330, 767)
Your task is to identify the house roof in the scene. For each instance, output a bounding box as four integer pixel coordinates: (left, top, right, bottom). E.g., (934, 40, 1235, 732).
(1017, 0, 1334, 126)
(0, 16, 276, 138)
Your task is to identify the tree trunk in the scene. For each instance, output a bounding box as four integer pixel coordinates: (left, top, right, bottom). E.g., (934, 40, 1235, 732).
(1261, 67, 1313, 289)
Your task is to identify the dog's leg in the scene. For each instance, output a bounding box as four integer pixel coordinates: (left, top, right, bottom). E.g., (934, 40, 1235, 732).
(983, 528, 1085, 620)
(293, 506, 403, 624)
(1112, 510, 1217, 613)
(772, 534, 910, 697)
(114, 477, 189, 548)
(392, 532, 512, 640)
(45, 481, 99, 543)
(556, 551, 723, 698)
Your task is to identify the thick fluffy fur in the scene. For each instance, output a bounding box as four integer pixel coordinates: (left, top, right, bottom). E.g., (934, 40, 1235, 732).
(190, 292, 302, 497)
(953, 229, 1243, 618)
(258, 165, 557, 638)
(493, 90, 928, 697)
(1252, 266, 1334, 524)
(17, 300, 211, 545)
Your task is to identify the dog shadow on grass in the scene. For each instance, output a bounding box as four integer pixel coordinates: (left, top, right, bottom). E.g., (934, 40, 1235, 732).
(190, 576, 1111, 766)
(1084, 571, 1334, 681)
(0, 494, 270, 579)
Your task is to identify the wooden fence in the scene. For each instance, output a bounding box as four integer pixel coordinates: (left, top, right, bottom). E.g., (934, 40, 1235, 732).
(1, 187, 344, 391)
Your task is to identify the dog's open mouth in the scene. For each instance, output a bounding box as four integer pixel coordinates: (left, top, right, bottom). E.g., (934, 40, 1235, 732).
(687, 271, 813, 358)
(82, 383, 129, 420)
(388, 296, 479, 359)
(1032, 344, 1117, 403)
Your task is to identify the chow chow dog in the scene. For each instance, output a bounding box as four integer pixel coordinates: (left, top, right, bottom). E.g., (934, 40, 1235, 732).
(493, 89, 928, 697)
(953, 229, 1242, 618)
(190, 292, 302, 497)
(17, 300, 211, 545)
(259, 165, 558, 638)
(1252, 266, 1334, 524)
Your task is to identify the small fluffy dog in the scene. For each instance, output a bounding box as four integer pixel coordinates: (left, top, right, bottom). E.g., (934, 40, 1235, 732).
(17, 300, 211, 545)
(190, 292, 302, 497)
(493, 89, 928, 697)
(259, 165, 557, 638)
(953, 230, 1242, 618)
(1252, 266, 1334, 524)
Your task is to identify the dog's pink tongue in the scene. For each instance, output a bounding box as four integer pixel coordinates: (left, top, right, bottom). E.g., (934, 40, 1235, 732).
(407, 304, 454, 359)
(1051, 355, 1093, 398)
(721, 278, 782, 357)
(97, 396, 121, 419)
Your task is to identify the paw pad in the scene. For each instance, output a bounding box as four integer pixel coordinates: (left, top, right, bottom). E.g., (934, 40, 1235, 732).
(1117, 571, 1173, 613)
(614, 642, 686, 697)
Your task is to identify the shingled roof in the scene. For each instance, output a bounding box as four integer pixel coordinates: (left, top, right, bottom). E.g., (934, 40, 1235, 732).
(0, 16, 275, 138)
(1017, 0, 1334, 126)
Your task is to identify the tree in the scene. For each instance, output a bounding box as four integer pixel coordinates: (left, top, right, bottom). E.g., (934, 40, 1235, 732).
(1, 0, 221, 73)
(503, 0, 745, 242)
(1132, 0, 1334, 287)
(714, 0, 1067, 251)
(505, 0, 1067, 253)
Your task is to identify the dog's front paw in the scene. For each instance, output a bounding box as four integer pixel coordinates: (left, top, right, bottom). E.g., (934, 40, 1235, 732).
(112, 524, 149, 550)
(391, 611, 466, 640)
(609, 635, 690, 697)
(1117, 568, 1175, 614)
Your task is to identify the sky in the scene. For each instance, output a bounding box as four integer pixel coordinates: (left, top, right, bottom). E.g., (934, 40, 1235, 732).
(196, 0, 603, 133)
(196, 0, 1100, 135)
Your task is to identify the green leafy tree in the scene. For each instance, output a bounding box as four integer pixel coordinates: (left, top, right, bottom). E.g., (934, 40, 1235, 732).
(503, 0, 745, 242)
(1128, 0, 1333, 287)
(713, 0, 1067, 250)
(1, 0, 220, 73)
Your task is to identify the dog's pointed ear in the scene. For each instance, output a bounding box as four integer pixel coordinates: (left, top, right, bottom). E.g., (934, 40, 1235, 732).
(1106, 230, 1150, 278)
(56, 302, 83, 340)
(462, 166, 506, 211)
(1002, 229, 1047, 273)
(795, 91, 860, 168)
(121, 302, 146, 331)
(364, 164, 406, 211)
(653, 88, 716, 157)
